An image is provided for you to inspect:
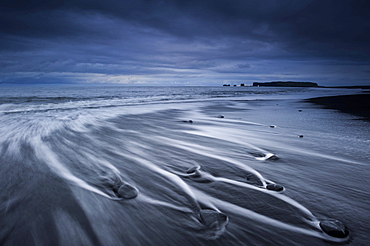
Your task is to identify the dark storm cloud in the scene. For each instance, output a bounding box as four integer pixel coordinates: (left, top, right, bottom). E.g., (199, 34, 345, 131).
(0, 0, 369, 85)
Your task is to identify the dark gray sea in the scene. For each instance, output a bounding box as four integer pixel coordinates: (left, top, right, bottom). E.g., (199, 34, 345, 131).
(1, 86, 369, 245)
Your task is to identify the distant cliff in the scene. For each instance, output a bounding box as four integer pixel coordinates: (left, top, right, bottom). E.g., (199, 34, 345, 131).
(252, 81, 318, 87)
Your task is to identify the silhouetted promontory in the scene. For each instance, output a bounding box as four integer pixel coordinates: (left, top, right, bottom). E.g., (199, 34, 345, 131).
(253, 81, 318, 87)
(307, 93, 370, 121)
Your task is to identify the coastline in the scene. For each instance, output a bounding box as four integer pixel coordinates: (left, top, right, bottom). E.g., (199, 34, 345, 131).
(306, 92, 370, 121)
(1, 86, 370, 245)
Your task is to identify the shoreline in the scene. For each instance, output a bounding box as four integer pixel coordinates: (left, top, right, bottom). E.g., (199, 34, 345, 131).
(306, 93, 370, 121)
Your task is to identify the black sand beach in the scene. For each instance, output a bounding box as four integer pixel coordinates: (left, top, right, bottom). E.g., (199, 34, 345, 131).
(1, 86, 370, 245)
(307, 93, 370, 121)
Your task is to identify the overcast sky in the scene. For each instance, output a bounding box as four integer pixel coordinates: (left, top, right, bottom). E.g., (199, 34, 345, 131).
(1, 0, 369, 86)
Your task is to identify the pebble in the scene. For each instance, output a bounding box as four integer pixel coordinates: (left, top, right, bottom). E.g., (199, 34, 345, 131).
(199, 209, 228, 229)
(266, 183, 284, 192)
(320, 219, 349, 238)
(117, 183, 139, 199)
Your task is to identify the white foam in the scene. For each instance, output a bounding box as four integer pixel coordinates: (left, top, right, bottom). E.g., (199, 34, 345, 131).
(138, 194, 193, 213)
(155, 136, 267, 186)
(33, 137, 120, 200)
(192, 188, 348, 243)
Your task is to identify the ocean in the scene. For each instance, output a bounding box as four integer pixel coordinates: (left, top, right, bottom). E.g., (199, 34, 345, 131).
(0, 86, 369, 245)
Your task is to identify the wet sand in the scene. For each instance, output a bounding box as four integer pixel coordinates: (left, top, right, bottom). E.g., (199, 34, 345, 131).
(307, 93, 370, 121)
(1, 87, 370, 245)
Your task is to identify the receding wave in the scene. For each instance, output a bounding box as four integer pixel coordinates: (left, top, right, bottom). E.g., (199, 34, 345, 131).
(1, 87, 367, 245)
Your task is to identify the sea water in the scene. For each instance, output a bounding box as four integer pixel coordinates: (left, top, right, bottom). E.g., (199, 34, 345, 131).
(0, 86, 369, 245)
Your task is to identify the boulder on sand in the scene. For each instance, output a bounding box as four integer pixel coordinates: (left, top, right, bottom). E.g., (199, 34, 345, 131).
(117, 183, 139, 199)
(199, 209, 228, 229)
(320, 219, 349, 238)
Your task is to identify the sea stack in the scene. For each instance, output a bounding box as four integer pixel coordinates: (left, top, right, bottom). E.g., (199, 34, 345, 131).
(252, 81, 318, 87)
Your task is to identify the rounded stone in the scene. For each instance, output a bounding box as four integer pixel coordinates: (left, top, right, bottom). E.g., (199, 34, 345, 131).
(266, 183, 284, 192)
(117, 183, 139, 199)
(199, 209, 228, 229)
(320, 219, 349, 238)
(298, 135, 304, 138)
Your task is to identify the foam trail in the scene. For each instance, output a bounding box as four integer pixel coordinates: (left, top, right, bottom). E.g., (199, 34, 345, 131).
(124, 155, 202, 202)
(33, 138, 121, 200)
(192, 189, 348, 243)
(138, 194, 193, 213)
(254, 153, 276, 161)
(214, 177, 315, 220)
(297, 148, 367, 166)
(156, 137, 267, 186)
(105, 132, 314, 219)
(199, 118, 266, 127)
(183, 125, 276, 157)
(124, 154, 218, 211)
(192, 122, 364, 166)
(92, 159, 123, 180)
(171, 163, 314, 220)
(128, 155, 196, 199)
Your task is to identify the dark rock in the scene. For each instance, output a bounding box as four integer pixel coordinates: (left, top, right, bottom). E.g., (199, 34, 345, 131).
(217, 115, 225, 118)
(245, 173, 264, 186)
(199, 209, 228, 229)
(298, 135, 304, 138)
(269, 125, 276, 128)
(320, 219, 349, 238)
(298, 109, 302, 112)
(266, 183, 284, 192)
(117, 183, 139, 199)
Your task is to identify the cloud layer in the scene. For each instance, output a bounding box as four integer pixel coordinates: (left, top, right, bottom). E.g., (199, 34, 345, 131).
(1, 0, 369, 85)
